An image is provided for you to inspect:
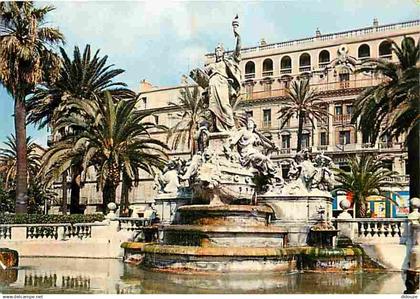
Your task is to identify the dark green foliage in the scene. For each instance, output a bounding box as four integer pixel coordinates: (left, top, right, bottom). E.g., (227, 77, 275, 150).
(0, 213, 104, 224)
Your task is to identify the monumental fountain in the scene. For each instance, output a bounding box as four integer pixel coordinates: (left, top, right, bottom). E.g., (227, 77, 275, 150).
(122, 16, 363, 273)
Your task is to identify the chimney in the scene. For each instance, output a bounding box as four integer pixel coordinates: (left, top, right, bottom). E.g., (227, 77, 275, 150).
(316, 28, 321, 37)
(139, 79, 154, 92)
(373, 18, 379, 28)
(259, 38, 267, 46)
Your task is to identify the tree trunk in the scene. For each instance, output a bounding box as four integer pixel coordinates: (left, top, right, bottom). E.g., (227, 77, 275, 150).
(407, 123, 420, 200)
(70, 165, 82, 214)
(120, 174, 130, 216)
(296, 112, 305, 152)
(103, 180, 116, 212)
(14, 98, 28, 214)
(61, 172, 68, 214)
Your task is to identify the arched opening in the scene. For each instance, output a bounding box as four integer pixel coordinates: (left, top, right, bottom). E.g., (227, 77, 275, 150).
(262, 58, 274, 76)
(280, 56, 292, 74)
(358, 44, 370, 59)
(299, 53, 311, 72)
(403, 36, 415, 48)
(379, 40, 392, 59)
(244, 61, 255, 79)
(318, 50, 330, 67)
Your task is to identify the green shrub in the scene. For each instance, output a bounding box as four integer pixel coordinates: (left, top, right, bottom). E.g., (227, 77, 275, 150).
(0, 214, 105, 224)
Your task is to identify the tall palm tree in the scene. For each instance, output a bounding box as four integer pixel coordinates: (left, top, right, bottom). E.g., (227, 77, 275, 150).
(0, 135, 41, 190)
(27, 44, 134, 213)
(167, 86, 208, 155)
(40, 92, 168, 211)
(0, 2, 64, 213)
(352, 37, 420, 199)
(334, 154, 402, 217)
(277, 79, 329, 152)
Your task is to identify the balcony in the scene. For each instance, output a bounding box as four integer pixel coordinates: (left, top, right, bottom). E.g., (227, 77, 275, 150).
(262, 121, 272, 129)
(280, 68, 292, 74)
(245, 78, 385, 101)
(318, 62, 329, 68)
(379, 54, 392, 60)
(333, 114, 352, 124)
(299, 66, 311, 72)
(262, 71, 273, 77)
(244, 73, 255, 79)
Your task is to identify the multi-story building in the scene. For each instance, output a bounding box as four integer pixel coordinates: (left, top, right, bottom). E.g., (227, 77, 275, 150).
(52, 19, 419, 217)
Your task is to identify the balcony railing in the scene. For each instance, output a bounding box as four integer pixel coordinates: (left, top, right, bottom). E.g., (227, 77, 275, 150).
(299, 66, 311, 72)
(333, 114, 352, 124)
(318, 62, 329, 68)
(245, 78, 384, 101)
(262, 121, 272, 129)
(244, 73, 255, 79)
(206, 20, 419, 58)
(280, 68, 292, 74)
(262, 71, 273, 77)
(379, 54, 392, 60)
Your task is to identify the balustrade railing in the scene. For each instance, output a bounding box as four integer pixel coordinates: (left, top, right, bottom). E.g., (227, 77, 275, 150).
(0, 222, 107, 240)
(115, 217, 153, 231)
(26, 224, 70, 240)
(0, 225, 11, 239)
(333, 218, 408, 242)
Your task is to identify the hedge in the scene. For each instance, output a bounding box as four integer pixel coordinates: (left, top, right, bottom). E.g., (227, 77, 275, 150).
(0, 214, 105, 224)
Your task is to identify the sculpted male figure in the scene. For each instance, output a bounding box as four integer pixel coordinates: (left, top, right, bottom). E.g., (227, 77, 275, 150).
(203, 15, 242, 132)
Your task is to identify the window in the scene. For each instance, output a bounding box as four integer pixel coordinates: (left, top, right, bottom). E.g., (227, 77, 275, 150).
(301, 133, 310, 148)
(154, 115, 159, 125)
(318, 50, 330, 67)
(283, 80, 291, 89)
(379, 40, 392, 58)
(338, 162, 351, 172)
(245, 84, 254, 97)
(339, 72, 350, 82)
(382, 160, 393, 171)
(262, 59, 273, 76)
(246, 110, 253, 118)
(320, 132, 328, 146)
(280, 56, 292, 73)
(263, 109, 271, 127)
(281, 165, 290, 179)
(245, 61, 255, 79)
(346, 104, 353, 115)
(335, 105, 343, 115)
(339, 131, 351, 145)
(281, 135, 290, 149)
(299, 53, 311, 72)
(263, 81, 272, 92)
(358, 44, 370, 59)
(141, 97, 147, 109)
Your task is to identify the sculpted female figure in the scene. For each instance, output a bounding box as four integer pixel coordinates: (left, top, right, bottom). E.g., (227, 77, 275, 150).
(229, 118, 277, 175)
(204, 16, 241, 132)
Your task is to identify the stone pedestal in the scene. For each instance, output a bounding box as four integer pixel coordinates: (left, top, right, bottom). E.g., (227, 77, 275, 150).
(259, 194, 333, 246)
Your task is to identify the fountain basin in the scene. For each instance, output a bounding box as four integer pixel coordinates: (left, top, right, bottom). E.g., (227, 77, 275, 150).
(163, 225, 287, 247)
(176, 205, 273, 227)
(141, 245, 299, 273)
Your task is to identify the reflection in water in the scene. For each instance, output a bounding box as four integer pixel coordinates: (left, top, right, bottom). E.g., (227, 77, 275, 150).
(0, 257, 408, 294)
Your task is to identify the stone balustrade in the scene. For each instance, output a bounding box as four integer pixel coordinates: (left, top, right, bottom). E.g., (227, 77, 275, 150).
(115, 217, 152, 231)
(333, 218, 408, 244)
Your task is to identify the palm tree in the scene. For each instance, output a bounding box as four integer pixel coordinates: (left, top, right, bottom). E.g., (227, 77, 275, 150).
(334, 154, 402, 217)
(40, 92, 168, 211)
(27, 44, 134, 213)
(0, 2, 64, 213)
(167, 86, 208, 155)
(277, 79, 329, 152)
(352, 37, 419, 199)
(0, 135, 41, 190)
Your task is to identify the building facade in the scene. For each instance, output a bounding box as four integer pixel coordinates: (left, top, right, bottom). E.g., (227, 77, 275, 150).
(53, 19, 419, 217)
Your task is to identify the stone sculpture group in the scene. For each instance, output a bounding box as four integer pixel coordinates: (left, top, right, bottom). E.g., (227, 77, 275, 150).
(154, 15, 336, 205)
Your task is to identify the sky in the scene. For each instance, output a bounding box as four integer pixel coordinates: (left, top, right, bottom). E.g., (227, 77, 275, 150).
(0, 0, 419, 147)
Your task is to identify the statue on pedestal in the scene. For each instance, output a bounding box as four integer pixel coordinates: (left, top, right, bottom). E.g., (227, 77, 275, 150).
(190, 15, 242, 132)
